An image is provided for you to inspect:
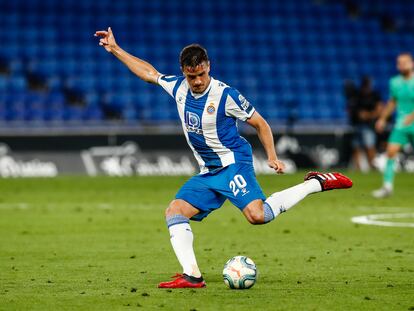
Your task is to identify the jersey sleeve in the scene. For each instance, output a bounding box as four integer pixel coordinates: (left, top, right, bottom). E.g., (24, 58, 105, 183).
(157, 75, 184, 98)
(225, 88, 256, 121)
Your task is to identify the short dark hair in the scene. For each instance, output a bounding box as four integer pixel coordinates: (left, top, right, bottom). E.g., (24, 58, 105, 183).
(180, 44, 209, 68)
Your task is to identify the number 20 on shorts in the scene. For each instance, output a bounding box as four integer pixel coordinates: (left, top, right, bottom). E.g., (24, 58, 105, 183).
(229, 175, 247, 196)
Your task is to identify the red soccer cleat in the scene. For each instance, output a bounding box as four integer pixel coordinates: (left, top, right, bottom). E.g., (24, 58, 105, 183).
(304, 171, 353, 191)
(158, 273, 206, 289)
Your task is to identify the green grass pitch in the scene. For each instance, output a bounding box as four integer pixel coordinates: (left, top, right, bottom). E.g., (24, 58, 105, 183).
(0, 172, 413, 310)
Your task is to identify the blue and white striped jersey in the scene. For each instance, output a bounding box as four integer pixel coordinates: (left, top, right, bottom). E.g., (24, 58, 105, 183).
(158, 75, 256, 174)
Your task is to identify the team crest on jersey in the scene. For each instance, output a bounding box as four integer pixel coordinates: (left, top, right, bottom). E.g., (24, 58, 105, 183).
(206, 103, 216, 114)
(238, 94, 250, 111)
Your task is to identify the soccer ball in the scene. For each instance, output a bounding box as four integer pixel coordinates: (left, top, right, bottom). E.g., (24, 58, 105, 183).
(222, 256, 257, 289)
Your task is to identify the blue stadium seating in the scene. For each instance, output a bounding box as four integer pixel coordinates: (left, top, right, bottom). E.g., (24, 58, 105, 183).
(0, 0, 413, 125)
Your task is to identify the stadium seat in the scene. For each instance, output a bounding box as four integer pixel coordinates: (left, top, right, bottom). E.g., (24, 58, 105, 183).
(0, 0, 412, 124)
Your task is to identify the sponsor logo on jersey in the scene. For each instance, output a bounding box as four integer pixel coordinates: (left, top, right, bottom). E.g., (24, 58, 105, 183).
(238, 94, 250, 110)
(185, 111, 203, 134)
(207, 103, 216, 114)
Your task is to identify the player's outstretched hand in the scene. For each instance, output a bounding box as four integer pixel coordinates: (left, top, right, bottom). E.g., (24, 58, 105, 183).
(268, 159, 285, 174)
(94, 27, 117, 53)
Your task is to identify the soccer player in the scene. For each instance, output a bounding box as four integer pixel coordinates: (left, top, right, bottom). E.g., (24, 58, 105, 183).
(95, 27, 353, 288)
(373, 52, 414, 198)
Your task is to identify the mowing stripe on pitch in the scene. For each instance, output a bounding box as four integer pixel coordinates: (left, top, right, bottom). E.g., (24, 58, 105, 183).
(0, 203, 160, 210)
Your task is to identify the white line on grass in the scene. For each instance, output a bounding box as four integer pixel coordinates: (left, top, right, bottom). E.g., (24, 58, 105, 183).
(351, 213, 414, 228)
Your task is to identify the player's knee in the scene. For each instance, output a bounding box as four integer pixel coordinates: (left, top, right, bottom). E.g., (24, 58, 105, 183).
(165, 200, 180, 217)
(243, 200, 265, 225)
(245, 209, 265, 225)
(386, 149, 398, 158)
(165, 199, 187, 217)
(386, 145, 400, 158)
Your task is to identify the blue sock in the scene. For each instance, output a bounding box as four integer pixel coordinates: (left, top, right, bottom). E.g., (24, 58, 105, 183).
(263, 202, 276, 223)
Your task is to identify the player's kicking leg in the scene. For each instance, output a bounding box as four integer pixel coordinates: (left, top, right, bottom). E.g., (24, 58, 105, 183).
(243, 172, 353, 224)
(158, 171, 352, 288)
(158, 199, 206, 289)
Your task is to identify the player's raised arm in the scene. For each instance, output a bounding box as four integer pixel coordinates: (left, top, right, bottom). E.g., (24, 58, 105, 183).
(94, 27, 160, 84)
